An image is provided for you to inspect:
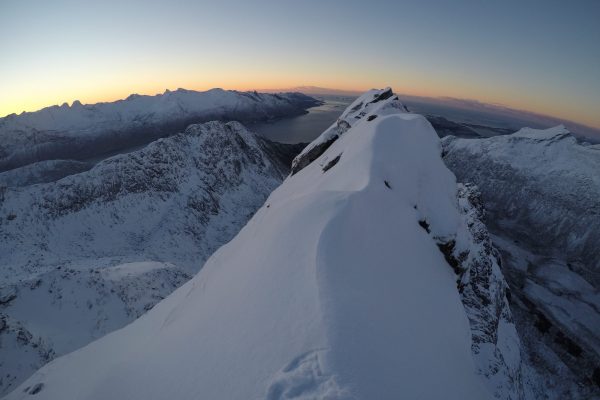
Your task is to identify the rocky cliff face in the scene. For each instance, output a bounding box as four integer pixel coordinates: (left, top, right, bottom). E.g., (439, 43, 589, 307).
(0, 121, 297, 395)
(453, 184, 524, 399)
(442, 127, 600, 398)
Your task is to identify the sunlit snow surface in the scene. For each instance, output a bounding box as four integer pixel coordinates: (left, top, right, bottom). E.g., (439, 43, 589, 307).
(5, 90, 498, 399)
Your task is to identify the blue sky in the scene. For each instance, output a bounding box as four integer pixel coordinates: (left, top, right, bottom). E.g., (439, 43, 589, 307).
(1, 0, 599, 128)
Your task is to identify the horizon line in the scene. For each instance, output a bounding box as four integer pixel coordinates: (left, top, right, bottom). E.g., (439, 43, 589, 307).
(3, 85, 599, 135)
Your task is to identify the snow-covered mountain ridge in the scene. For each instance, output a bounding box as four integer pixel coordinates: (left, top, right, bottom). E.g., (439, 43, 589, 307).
(0, 121, 298, 395)
(442, 125, 600, 281)
(5, 89, 523, 399)
(0, 88, 319, 175)
(442, 127, 600, 398)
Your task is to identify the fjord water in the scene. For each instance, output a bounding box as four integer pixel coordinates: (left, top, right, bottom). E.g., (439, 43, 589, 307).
(249, 95, 354, 144)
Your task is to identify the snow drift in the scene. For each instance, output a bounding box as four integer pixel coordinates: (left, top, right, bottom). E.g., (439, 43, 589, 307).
(5, 89, 521, 399)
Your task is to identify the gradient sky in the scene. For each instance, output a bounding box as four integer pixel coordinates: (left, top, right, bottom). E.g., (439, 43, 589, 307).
(2, 0, 599, 128)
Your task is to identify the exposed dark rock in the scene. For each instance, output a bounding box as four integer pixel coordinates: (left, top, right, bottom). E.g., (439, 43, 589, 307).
(534, 311, 552, 333)
(322, 154, 341, 172)
(28, 383, 44, 395)
(367, 88, 393, 104)
(436, 240, 464, 276)
(554, 331, 583, 358)
(291, 135, 338, 175)
(418, 219, 430, 233)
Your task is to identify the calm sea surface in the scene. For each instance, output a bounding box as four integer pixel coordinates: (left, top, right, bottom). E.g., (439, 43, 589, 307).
(249, 96, 354, 144)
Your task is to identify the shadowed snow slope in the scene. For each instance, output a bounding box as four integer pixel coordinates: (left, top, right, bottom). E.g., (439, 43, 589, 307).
(7, 91, 512, 399)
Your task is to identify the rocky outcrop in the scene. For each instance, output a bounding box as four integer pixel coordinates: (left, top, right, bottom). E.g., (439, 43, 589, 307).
(291, 87, 405, 175)
(419, 182, 524, 399)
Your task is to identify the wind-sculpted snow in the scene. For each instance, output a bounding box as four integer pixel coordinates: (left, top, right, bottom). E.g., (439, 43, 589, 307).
(0, 121, 293, 395)
(5, 89, 523, 400)
(0, 88, 320, 173)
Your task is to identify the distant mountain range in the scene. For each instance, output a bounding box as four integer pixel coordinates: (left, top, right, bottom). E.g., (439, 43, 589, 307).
(0, 88, 320, 178)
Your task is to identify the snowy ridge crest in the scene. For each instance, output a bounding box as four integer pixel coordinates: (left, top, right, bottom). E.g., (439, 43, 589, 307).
(290, 87, 407, 174)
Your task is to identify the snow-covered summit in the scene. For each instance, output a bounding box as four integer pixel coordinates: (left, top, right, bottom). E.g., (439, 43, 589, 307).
(511, 125, 571, 141)
(5, 89, 522, 399)
(0, 88, 320, 172)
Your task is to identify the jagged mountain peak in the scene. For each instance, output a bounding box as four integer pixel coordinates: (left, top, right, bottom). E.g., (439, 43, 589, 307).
(291, 87, 407, 175)
(0, 89, 320, 174)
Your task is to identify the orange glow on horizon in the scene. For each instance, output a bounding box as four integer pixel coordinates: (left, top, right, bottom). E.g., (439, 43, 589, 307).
(2, 76, 599, 131)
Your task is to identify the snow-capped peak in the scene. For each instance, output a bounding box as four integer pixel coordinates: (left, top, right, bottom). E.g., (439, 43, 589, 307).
(511, 124, 571, 142)
(291, 87, 407, 174)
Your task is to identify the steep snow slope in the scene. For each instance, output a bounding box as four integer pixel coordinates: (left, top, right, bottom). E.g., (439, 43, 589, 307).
(0, 121, 294, 395)
(442, 127, 600, 398)
(0, 88, 319, 174)
(6, 89, 521, 400)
